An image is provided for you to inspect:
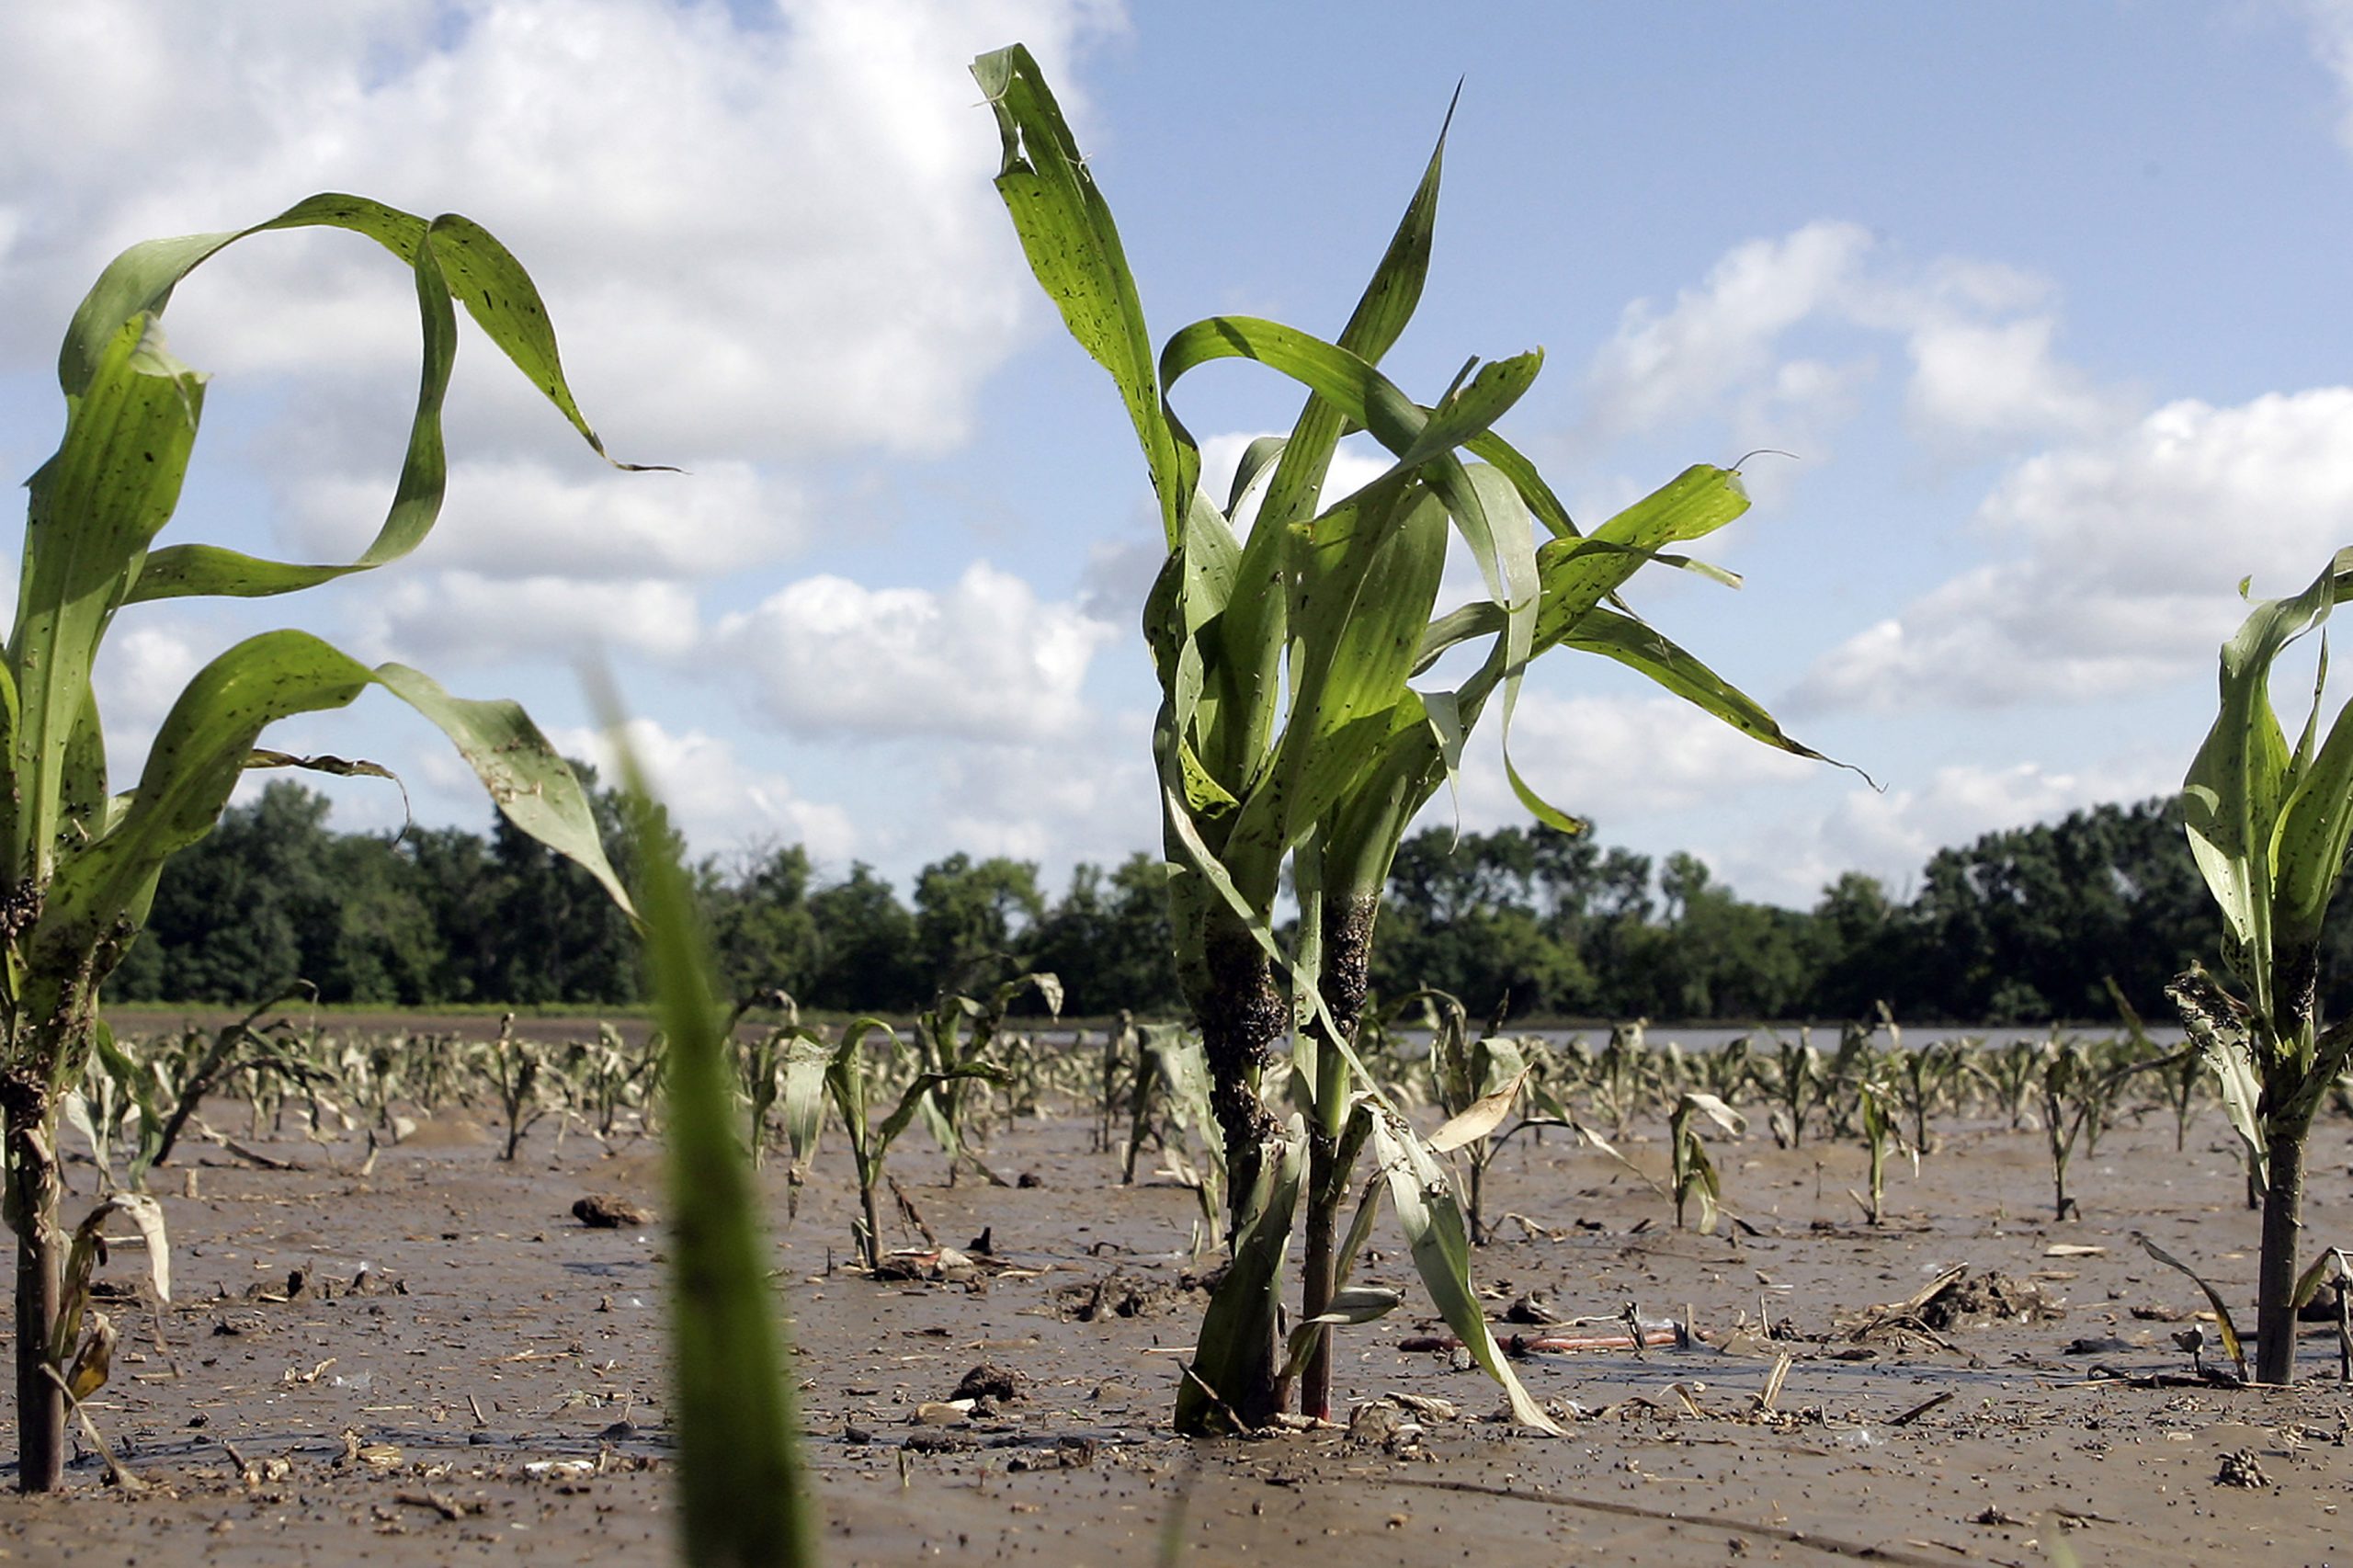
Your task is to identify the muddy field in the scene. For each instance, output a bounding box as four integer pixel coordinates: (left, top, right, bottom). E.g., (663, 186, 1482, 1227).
(6, 1069, 2353, 1566)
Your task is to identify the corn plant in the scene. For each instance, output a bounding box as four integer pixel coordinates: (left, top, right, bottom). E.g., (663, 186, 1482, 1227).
(484, 1015, 551, 1163)
(1981, 1036, 2043, 1131)
(0, 199, 643, 1489)
(68, 987, 310, 1190)
(909, 970, 1057, 1185)
(979, 42, 1836, 1430)
(1851, 1075, 1908, 1226)
(2171, 548, 2353, 1381)
(1756, 1028, 1823, 1148)
(1669, 1091, 1745, 1233)
(779, 1017, 998, 1272)
(605, 715, 813, 1568)
(1586, 1021, 1654, 1138)
(1416, 988, 1529, 1248)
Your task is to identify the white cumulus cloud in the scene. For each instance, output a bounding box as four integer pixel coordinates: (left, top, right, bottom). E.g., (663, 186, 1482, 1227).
(368, 571, 702, 664)
(1584, 221, 2131, 458)
(713, 561, 1118, 744)
(1795, 388, 2353, 713)
(0, 0, 1123, 462)
(551, 716, 857, 864)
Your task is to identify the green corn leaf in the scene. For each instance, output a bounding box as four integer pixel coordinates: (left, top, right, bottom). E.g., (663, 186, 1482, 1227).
(1400, 353, 1542, 471)
(1530, 465, 1750, 651)
(12, 314, 204, 886)
(2167, 968, 2269, 1187)
(1364, 1103, 1564, 1434)
(1163, 317, 1430, 456)
(2134, 1232, 2248, 1381)
(371, 663, 632, 916)
(54, 198, 652, 608)
(2182, 549, 2353, 1014)
(600, 705, 814, 1568)
(28, 631, 628, 1039)
(1230, 482, 1449, 862)
(1280, 1284, 1404, 1381)
(1464, 430, 1579, 541)
(1227, 435, 1290, 518)
(972, 45, 1188, 548)
(2269, 702, 2353, 956)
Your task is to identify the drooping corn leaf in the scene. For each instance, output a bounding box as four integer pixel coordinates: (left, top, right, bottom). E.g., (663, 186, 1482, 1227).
(54, 196, 658, 608)
(1427, 1066, 1528, 1153)
(2167, 967, 2269, 1188)
(2291, 1246, 2350, 1311)
(776, 1033, 838, 1176)
(2134, 1232, 2248, 1381)
(1365, 1103, 1563, 1434)
(28, 631, 629, 1053)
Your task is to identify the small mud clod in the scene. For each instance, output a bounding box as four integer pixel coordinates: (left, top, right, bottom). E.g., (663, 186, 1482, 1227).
(572, 1194, 654, 1229)
(950, 1364, 1028, 1404)
(2216, 1449, 2271, 1488)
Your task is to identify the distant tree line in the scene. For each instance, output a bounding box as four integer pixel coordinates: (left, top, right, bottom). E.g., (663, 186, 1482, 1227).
(114, 778, 2317, 1026)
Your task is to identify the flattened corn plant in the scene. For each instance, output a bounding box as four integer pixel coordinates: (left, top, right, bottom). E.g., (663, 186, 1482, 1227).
(1, 199, 642, 1491)
(2172, 549, 2353, 1382)
(978, 43, 1837, 1431)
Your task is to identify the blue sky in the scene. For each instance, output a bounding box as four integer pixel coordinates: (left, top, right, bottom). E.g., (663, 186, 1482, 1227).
(5, 1, 2352, 910)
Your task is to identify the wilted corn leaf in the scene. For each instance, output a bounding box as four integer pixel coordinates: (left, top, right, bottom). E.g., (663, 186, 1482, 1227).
(2291, 1246, 2351, 1311)
(62, 1313, 115, 1403)
(1281, 1285, 1404, 1380)
(2135, 1232, 2248, 1381)
(1427, 1066, 1529, 1153)
(1365, 1105, 1563, 1435)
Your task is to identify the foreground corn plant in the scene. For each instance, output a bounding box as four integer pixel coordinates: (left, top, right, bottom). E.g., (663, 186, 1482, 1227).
(1, 199, 642, 1490)
(603, 710, 814, 1568)
(2173, 549, 2353, 1382)
(978, 43, 1836, 1430)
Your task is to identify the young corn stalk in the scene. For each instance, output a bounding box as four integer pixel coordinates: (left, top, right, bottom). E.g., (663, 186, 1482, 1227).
(778, 1017, 999, 1272)
(1851, 1076, 1908, 1226)
(2171, 548, 2353, 1382)
(910, 971, 1057, 1186)
(1758, 1028, 1822, 1148)
(0, 199, 644, 1491)
(978, 43, 1838, 1430)
(488, 1015, 547, 1163)
(1417, 988, 1529, 1246)
(1669, 1091, 1745, 1233)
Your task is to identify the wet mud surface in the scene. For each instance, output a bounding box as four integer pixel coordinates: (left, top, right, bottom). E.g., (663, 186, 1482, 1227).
(8, 1090, 2353, 1565)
